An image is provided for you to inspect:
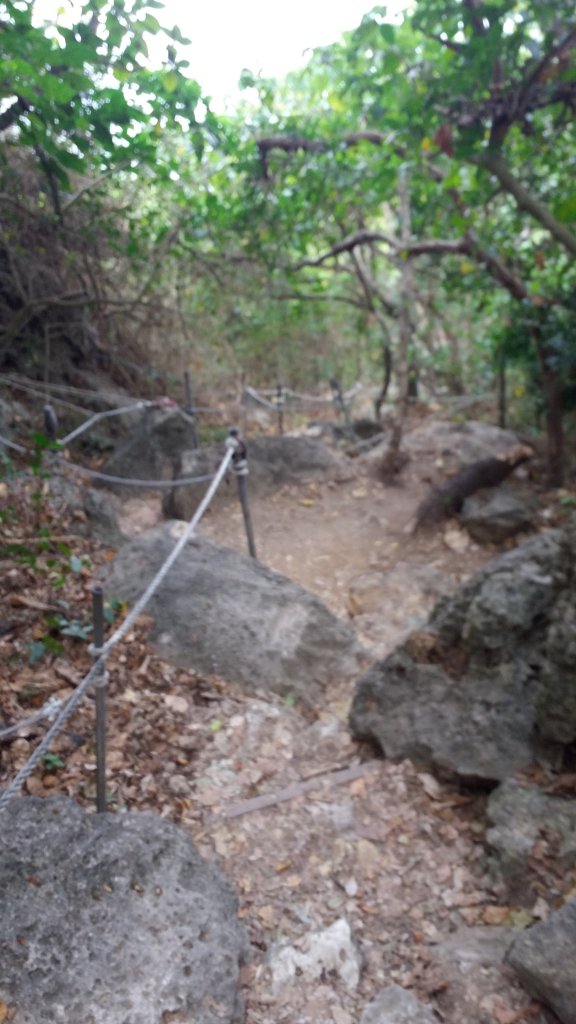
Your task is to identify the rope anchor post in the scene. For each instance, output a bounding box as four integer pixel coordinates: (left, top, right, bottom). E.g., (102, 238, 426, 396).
(183, 371, 199, 449)
(330, 377, 353, 434)
(275, 382, 284, 436)
(228, 428, 257, 559)
(92, 584, 108, 814)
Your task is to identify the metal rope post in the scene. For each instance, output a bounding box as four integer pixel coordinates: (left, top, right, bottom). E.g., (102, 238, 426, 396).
(330, 377, 353, 433)
(43, 404, 59, 445)
(92, 585, 108, 814)
(229, 428, 257, 559)
(183, 371, 199, 449)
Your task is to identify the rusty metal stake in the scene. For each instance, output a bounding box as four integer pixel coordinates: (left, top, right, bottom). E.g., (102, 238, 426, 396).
(183, 371, 199, 448)
(229, 428, 257, 558)
(93, 584, 107, 813)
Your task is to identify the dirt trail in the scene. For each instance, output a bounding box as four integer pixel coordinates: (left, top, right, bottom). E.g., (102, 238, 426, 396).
(3, 414, 548, 1024)
(166, 426, 543, 1024)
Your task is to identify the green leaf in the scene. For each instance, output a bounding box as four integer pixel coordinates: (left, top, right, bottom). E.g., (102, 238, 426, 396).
(28, 640, 46, 666)
(554, 194, 576, 224)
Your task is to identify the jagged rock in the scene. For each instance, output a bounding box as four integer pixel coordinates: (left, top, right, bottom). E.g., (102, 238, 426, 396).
(487, 780, 576, 901)
(84, 487, 124, 546)
(507, 899, 576, 1024)
(268, 918, 361, 993)
(106, 522, 364, 701)
(359, 985, 437, 1024)
(349, 527, 576, 781)
(99, 407, 199, 493)
(461, 489, 537, 543)
(0, 797, 247, 1024)
(404, 419, 522, 467)
(429, 927, 521, 1023)
(165, 436, 342, 519)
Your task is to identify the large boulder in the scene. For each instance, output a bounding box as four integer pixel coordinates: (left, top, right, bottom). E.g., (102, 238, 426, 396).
(106, 522, 364, 701)
(460, 488, 538, 544)
(507, 899, 576, 1024)
(349, 527, 576, 781)
(99, 407, 199, 492)
(165, 436, 343, 519)
(0, 797, 247, 1024)
(404, 419, 522, 468)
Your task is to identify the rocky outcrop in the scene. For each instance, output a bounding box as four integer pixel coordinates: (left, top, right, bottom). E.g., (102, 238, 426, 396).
(349, 527, 576, 781)
(98, 407, 199, 492)
(0, 797, 247, 1024)
(404, 419, 522, 467)
(106, 522, 364, 701)
(460, 489, 538, 544)
(165, 436, 343, 519)
(507, 900, 576, 1024)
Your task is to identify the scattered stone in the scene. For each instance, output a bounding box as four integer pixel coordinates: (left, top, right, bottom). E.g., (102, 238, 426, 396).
(350, 527, 576, 781)
(106, 522, 364, 701)
(165, 436, 343, 518)
(268, 918, 361, 992)
(487, 779, 576, 901)
(360, 984, 437, 1024)
(0, 797, 247, 1024)
(442, 524, 471, 553)
(507, 899, 576, 1024)
(461, 489, 537, 544)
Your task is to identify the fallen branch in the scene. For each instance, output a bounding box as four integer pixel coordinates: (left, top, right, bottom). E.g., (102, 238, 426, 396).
(211, 759, 381, 821)
(413, 444, 534, 531)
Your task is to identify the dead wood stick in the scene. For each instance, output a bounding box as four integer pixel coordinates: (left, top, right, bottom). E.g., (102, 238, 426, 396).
(413, 444, 533, 531)
(211, 759, 381, 822)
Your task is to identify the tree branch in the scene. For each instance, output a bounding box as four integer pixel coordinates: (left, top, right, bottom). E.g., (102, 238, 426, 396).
(481, 149, 576, 258)
(292, 229, 392, 269)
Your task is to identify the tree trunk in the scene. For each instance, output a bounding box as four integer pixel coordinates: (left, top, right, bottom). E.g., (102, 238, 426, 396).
(533, 329, 564, 487)
(497, 346, 507, 429)
(379, 169, 413, 483)
(374, 343, 392, 419)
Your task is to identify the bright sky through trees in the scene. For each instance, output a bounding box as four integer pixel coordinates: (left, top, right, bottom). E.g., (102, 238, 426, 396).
(163, 0, 407, 108)
(34, 0, 409, 110)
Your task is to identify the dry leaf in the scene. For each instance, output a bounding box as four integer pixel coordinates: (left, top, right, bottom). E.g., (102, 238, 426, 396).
(483, 905, 511, 925)
(257, 905, 276, 928)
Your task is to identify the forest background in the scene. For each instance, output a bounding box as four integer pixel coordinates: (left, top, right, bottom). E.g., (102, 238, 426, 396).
(1, 0, 575, 484)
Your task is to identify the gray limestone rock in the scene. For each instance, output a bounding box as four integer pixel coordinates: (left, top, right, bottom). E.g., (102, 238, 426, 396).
(360, 985, 437, 1024)
(350, 527, 576, 781)
(461, 489, 537, 543)
(404, 419, 521, 467)
(99, 407, 199, 493)
(487, 780, 576, 900)
(0, 797, 247, 1024)
(507, 899, 576, 1024)
(84, 487, 124, 546)
(106, 521, 364, 701)
(165, 436, 343, 519)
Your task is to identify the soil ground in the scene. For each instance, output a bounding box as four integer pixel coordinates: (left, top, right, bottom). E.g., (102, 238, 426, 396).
(1, 410, 562, 1024)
